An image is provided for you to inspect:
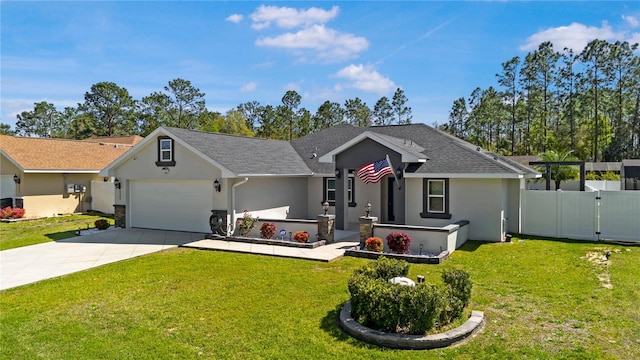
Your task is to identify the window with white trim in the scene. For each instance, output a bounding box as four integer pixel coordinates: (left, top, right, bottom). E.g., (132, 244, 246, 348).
(427, 179, 445, 213)
(323, 177, 356, 207)
(160, 139, 172, 161)
(156, 136, 176, 166)
(421, 178, 451, 219)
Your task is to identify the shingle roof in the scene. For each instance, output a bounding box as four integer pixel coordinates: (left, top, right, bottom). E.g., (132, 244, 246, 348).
(1, 135, 134, 171)
(291, 124, 539, 176)
(81, 135, 144, 145)
(165, 127, 312, 175)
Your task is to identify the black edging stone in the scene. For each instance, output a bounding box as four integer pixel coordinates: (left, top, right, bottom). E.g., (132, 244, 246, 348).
(211, 235, 326, 249)
(338, 301, 484, 350)
(344, 248, 450, 264)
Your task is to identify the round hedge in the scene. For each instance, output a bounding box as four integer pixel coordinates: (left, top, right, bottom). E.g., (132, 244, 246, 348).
(347, 257, 472, 335)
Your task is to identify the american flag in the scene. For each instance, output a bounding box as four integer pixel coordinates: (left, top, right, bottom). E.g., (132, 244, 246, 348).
(357, 158, 393, 184)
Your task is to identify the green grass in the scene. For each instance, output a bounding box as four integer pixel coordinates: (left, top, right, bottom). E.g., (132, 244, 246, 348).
(1, 231, 639, 359)
(0, 214, 114, 250)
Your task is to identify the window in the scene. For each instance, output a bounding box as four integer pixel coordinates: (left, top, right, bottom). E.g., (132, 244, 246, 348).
(323, 177, 356, 207)
(155, 136, 175, 166)
(421, 178, 451, 219)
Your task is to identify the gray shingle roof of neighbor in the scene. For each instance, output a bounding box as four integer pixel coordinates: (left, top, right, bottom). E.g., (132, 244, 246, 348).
(291, 123, 539, 176)
(164, 127, 312, 176)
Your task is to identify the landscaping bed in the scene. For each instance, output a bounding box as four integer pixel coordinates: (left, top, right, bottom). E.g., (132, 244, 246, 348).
(344, 247, 449, 264)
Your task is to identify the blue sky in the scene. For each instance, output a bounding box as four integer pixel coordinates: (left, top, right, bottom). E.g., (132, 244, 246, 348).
(2, 1, 639, 131)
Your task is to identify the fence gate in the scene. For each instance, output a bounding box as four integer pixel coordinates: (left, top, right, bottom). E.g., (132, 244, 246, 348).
(521, 190, 640, 242)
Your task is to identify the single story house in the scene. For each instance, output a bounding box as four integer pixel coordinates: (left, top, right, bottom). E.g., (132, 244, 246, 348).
(0, 135, 141, 217)
(101, 125, 539, 242)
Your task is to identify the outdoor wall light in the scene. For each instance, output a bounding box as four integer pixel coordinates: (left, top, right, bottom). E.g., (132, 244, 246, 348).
(396, 167, 403, 180)
(162, 167, 170, 174)
(214, 179, 221, 192)
(114, 178, 121, 189)
(13, 174, 20, 184)
(334, 168, 341, 178)
(365, 202, 371, 217)
(322, 201, 329, 215)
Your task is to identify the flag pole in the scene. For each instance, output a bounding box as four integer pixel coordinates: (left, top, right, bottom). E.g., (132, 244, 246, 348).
(386, 154, 401, 190)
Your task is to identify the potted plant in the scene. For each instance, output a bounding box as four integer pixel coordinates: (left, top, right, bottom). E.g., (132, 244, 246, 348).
(237, 210, 258, 236)
(386, 231, 412, 254)
(365, 237, 383, 252)
(293, 230, 309, 243)
(260, 222, 276, 239)
(94, 219, 110, 230)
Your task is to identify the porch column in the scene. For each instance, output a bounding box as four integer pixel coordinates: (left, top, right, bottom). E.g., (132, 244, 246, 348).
(359, 216, 378, 249)
(335, 167, 348, 230)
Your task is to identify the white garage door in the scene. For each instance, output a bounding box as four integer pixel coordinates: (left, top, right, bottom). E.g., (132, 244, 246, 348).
(130, 180, 213, 233)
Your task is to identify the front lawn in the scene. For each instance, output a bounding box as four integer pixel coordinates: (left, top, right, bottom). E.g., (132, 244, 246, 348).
(1, 236, 638, 359)
(0, 214, 114, 250)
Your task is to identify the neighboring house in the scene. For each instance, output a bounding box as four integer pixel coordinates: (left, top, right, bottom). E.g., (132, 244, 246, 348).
(101, 125, 539, 242)
(621, 159, 640, 190)
(0, 135, 141, 218)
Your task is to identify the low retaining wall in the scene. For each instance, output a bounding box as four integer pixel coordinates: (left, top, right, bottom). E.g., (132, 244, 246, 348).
(372, 220, 469, 255)
(339, 301, 484, 350)
(242, 218, 319, 241)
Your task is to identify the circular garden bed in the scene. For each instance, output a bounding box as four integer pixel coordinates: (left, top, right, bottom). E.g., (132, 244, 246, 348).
(340, 257, 483, 349)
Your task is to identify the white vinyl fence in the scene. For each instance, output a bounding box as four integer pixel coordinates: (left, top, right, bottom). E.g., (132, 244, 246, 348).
(521, 190, 640, 242)
(90, 180, 115, 214)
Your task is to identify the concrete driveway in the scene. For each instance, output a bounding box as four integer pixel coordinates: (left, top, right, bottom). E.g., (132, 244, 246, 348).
(0, 228, 207, 290)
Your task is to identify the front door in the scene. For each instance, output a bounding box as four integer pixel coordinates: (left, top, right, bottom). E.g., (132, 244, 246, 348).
(387, 178, 395, 222)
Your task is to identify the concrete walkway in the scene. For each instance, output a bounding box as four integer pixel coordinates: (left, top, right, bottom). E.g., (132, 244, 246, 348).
(0, 228, 207, 290)
(1, 229, 360, 290)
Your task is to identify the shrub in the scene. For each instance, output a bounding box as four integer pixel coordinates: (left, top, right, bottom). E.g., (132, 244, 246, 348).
(386, 231, 412, 254)
(348, 270, 446, 334)
(365, 237, 383, 252)
(94, 219, 110, 230)
(237, 210, 258, 236)
(348, 258, 472, 335)
(440, 269, 473, 323)
(293, 231, 309, 243)
(1, 206, 25, 219)
(260, 222, 276, 239)
(352, 256, 409, 280)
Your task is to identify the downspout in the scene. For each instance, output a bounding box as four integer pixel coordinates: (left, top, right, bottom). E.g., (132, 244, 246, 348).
(230, 177, 249, 235)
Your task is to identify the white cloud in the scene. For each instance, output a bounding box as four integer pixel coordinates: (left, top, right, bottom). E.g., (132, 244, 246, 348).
(333, 64, 396, 95)
(226, 14, 243, 24)
(255, 24, 368, 63)
(519, 22, 624, 52)
(250, 5, 338, 30)
(628, 32, 640, 47)
(284, 82, 301, 92)
(240, 82, 257, 92)
(622, 15, 639, 28)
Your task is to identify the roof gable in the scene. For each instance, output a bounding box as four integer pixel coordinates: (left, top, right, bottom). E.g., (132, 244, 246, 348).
(318, 131, 428, 164)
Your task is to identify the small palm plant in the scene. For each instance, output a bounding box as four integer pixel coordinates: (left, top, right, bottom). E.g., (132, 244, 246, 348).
(536, 150, 579, 190)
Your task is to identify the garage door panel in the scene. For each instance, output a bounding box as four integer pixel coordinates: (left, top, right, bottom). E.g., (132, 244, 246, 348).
(130, 180, 212, 233)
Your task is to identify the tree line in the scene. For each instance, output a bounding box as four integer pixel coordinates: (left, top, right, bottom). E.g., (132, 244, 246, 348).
(3, 79, 412, 140)
(442, 39, 639, 161)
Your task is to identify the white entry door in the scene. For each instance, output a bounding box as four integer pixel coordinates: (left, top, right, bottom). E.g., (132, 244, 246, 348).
(130, 180, 213, 233)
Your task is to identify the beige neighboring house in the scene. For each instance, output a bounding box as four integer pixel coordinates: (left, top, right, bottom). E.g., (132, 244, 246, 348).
(0, 135, 141, 218)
